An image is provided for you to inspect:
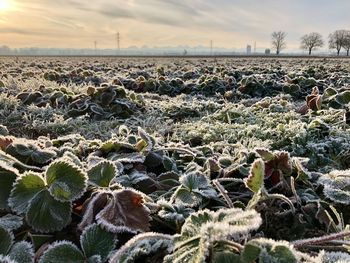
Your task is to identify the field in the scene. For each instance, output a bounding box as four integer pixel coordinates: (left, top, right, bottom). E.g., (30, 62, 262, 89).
(0, 56, 350, 262)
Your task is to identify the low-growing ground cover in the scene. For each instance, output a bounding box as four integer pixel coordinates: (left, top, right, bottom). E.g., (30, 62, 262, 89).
(0, 56, 350, 262)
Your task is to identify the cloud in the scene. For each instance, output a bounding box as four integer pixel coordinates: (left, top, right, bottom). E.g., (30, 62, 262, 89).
(0, 0, 350, 49)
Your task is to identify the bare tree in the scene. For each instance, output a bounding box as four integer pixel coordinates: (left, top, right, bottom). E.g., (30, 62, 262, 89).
(271, 31, 287, 55)
(300, 32, 324, 55)
(329, 30, 346, 56)
(343, 30, 350, 56)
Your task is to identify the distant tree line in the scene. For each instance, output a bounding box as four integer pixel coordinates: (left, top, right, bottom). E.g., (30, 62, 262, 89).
(271, 29, 350, 56)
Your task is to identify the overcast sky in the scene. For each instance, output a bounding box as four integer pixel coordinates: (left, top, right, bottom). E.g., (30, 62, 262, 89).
(0, 0, 349, 50)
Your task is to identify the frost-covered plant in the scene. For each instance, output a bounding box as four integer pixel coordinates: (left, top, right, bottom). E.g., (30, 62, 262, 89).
(320, 251, 350, 263)
(0, 161, 19, 210)
(164, 208, 262, 263)
(0, 226, 34, 263)
(255, 148, 292, 185)
(6, 140, 56, 165)
(110, 232, 173, 263)
(241, 238, 299, 263)
(245, 159, 295, 213)
(78, 189, 151, 233)
(39, 224, 116, 263)
(87, 160, 120, 188)
(170, 172, 217, 207)
(8, 159, 87, 232)
(318, 169, 350, 204)
(157, 200, 195, 226)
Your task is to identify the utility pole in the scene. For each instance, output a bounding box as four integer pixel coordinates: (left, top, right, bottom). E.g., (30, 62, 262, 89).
(116, 32, 120, 52)
(210, 40, 213, 56)
(94, 41, 97, 55)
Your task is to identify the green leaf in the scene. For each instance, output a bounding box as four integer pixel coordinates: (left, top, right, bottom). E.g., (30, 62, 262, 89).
(336, 91, 350, 105)
(0, 214, 22, 231)
(110, 233, 173, 263)
(0, 255, 17, 263)
(26, 190, 71, 233)
(46, 160, 87, 202)
(0, 125, 9, 136)
(8, 172, 45, 215)
(245, 238, 298, 263)
(6, 142, 56, 165)
(87, 161, 117, 188)
(255, 148, 274, 161)
(165, 208, 262, 263)
(212, 251, 241, 263)
(39, 241, 85, 263)
(319, 170, 350, 205)
(245, 159, 265, 193)
(136, 127, 154, 153)
(0, 226, 13, 255)
(0, 161, 19, 210)
(8, 241, 34, 263)
(174, 172, 217, 207)
(241, 242, 261, 263)
(81, 224, 117, 262)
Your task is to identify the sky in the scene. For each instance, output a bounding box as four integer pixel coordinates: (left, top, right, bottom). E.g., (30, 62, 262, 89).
(0, 0, 349, 51)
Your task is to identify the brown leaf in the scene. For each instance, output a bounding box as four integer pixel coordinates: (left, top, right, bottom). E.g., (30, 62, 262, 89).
(0, 136, 14, 150)
(97, 189, 151, 233)
(79, 189, 151, 233)
(297, 104, 308, 115)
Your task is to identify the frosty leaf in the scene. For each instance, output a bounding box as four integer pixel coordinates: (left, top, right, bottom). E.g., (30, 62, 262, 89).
(26, 190, 71, 233)
(0, 161, 19, 210)
(6, 142, 56, 165)
(318, 170, 350, 205)
(39, 241, 85, 263)
(0, 255, 17, 263)
(135, 127, 154, 153)
(81, 224, 117, 262)
(164, 208, 262, 263)
(7, 241, 34, 263)
(0, 214, 23, 231)
(8, 172, 46, 215)
(108, 152, 146, 164)
(255, 148, 274, 161)
(158, 200, 194, 224)
(79, 189, 151, 234)
(293, 158, 311, 182)
(40, 225, 115, 263)
(173, 172, 217, 207)
(87, 161, 118, 187)
(0, 136, 13, 151)
(110, 232, 173, 263)
(46, 160, 87, 202)
(0, 125, 9, 136)
(212, 252, 240, 263)
(0, 226, 13, 255)
(336, 91, 350, 105)
(320, 251, 350, 263)
(245, 159, 265, 193)
(241, 238, 298, 263)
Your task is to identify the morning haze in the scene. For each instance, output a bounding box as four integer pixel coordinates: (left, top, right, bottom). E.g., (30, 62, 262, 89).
(0, 0, 349, 53)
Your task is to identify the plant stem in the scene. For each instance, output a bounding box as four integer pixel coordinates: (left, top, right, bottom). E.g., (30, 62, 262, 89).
(216, 240, 244, 252)
(267, 193, 295, 214)
(213, 179, 234, 208)
(292, 230, 350, 248)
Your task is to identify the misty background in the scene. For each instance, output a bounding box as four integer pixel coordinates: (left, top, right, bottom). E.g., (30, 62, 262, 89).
(0, 0, 350, 55)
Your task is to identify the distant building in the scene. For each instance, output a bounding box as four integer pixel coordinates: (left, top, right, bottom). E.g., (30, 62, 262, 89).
(246, 45, 252, 54)
(265, 49, 271, 55)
